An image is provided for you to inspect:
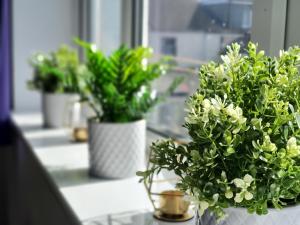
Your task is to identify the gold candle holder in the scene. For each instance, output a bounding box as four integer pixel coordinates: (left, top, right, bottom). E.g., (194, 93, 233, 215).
(63, 99, 93, 143)
(143, 141, 194, 222)
(151, 189, 193, 222)
(159, 190, 190, 217)
(72, 127, 88, 142)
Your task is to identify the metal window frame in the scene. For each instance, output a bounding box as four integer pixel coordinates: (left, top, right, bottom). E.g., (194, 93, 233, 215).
(251, 0, 300, 54)
(80, 0, 101, 46)
(80, 0, 147, 50)
(121, 0, 149, 48)
(284, 0, 300, 48)
(251, 0, 287, 56)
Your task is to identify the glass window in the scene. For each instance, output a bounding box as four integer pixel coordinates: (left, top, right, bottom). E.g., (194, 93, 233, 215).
(147, 0, 254, 138)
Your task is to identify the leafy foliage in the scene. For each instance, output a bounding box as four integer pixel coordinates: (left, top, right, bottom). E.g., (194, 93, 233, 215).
(138, 42, 300, 220)
(28, 45, 87, 93)
(76, 38, 183, 122)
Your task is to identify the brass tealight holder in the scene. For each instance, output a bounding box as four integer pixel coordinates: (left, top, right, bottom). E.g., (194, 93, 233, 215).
(72, 127, 88, 142)
(144, 181, 194, 222)
(159, 190, 190, 216)
(153, 189, 193, 222)
(64, 100, 93, 143)
(143, 141, 194, 222)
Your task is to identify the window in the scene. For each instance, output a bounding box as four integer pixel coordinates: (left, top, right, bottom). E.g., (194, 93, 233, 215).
(149, 0, 253, 61)
(147, 0, 254, 138)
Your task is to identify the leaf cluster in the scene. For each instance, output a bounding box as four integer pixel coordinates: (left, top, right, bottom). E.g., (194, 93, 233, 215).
(28, 45, 88, 93)
(138, 42, 300, 220)
(76, 39, 183, 122)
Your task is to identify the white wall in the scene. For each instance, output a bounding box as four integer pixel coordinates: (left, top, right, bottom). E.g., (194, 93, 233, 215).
(13, 0, 79, 112)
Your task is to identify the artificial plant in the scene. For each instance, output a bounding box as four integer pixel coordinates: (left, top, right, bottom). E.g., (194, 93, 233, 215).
(76, 39, 183, 122)
(138, 42, 300, 220)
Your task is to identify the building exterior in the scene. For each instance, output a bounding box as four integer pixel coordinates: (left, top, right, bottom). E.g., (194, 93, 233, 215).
(149, 0, 253, 62)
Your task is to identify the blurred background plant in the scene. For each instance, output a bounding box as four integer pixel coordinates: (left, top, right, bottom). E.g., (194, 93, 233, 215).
(76, 39, 183, 123)
(28, 45, 88, 94)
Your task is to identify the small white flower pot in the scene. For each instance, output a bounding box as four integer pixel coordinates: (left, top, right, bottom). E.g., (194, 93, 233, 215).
(42, 93, 80, 128)
(196, 205, 300, 225)
(88, 119, 146, 179)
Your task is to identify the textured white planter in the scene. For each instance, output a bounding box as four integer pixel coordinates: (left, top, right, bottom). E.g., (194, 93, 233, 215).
(88, 119, 146, 179)
(196, 205, 300, 225)
(42, 93, 80, 128)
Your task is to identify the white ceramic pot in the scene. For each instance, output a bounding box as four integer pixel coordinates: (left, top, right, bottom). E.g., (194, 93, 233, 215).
(88, 119, 146, 179)
(42, 93, 80, 128)
(196, 205, 300, 225)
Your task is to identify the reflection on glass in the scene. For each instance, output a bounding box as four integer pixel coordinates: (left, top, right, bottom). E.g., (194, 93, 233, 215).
(149, 0, 253, 61)
(148, 0, 253, 137)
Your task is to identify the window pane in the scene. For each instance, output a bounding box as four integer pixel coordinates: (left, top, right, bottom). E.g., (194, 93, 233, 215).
(149, 0, 253, 61)
(147, 0, 254, 138)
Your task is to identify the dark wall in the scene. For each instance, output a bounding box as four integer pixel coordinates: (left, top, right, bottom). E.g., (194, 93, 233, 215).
(0, 0, 12, 123)
(0, 122, 81, 225)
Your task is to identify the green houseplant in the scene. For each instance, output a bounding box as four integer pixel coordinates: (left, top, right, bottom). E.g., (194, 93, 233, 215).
(28, 45, 87, 128)
(138, 42, 300, 224)
(77, 39, 182, 178)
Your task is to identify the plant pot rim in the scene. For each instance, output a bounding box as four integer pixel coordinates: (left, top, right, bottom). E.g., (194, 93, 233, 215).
(88, 118, 146, 126)
(42, 92, 79, 96)
(223, 204, 300, 212)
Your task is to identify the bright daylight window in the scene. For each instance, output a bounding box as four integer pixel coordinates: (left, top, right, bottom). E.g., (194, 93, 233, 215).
(147, 0, 254, 138)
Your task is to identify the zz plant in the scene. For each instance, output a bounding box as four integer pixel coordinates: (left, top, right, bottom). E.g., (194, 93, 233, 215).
(28, 45, 86, 93)
(76, 39, 182, 122)
(138, 42, 300, 220)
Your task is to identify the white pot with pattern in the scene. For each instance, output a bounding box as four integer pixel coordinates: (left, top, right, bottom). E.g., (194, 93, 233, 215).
(196, 205, 300, 225)
(88, 119, 146, 179)
(42, 93, 80, 128)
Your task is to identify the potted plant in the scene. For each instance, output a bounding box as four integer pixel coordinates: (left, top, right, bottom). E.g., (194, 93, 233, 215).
(138, 42, 300, 224)
(28, 45, 87, 128)
(77, 39, 183, 179)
